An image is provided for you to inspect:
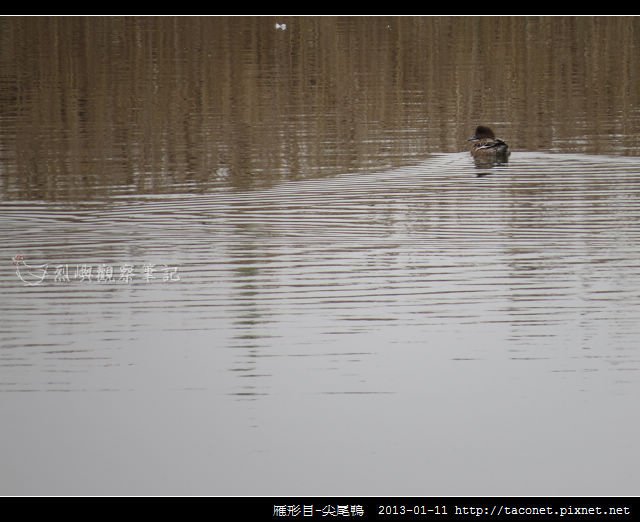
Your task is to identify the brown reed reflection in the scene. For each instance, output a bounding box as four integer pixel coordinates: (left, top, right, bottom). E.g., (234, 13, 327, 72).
(1, 16, 639, 200)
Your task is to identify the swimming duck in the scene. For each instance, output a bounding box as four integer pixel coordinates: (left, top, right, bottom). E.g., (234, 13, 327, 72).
(467, 126, 510, 163)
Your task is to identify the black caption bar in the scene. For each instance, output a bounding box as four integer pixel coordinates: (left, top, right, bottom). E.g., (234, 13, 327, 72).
(3, 496, 637, 520)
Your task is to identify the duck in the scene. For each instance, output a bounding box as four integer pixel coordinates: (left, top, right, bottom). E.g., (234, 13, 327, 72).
(467, 126, 510, 163)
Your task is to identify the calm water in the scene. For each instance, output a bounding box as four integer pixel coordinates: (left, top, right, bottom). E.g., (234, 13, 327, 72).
(1, 17, 639, 495)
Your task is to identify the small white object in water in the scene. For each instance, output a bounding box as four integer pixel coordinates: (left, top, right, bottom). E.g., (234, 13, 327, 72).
(275, 23, 287, 31)
(215, 166, 230, 179)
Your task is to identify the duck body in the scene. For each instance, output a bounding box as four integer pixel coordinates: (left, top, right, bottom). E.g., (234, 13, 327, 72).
(467, 126, 510, 163)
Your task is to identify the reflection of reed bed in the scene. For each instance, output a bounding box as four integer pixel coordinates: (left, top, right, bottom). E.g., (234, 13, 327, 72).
(1, 17, 639, 200)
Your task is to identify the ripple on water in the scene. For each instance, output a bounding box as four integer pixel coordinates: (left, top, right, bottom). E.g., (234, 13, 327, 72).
(1, 152, 640, 395)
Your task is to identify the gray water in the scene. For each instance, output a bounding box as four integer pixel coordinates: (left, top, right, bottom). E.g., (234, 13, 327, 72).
(1, 17, 639, 495)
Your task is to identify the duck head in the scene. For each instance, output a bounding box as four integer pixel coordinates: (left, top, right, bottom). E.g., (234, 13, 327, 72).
(467, 126, 496, 141)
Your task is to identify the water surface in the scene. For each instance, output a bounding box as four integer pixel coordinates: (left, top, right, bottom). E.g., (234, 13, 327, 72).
(1, 16, 639, 495)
